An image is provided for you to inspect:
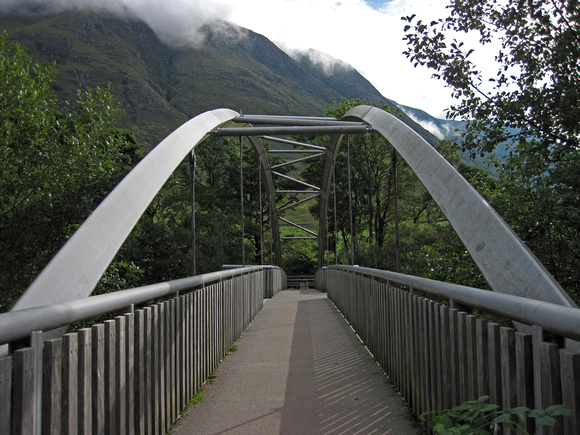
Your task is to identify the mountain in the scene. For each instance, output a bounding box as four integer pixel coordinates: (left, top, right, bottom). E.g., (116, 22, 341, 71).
(1, 9, 442, 148)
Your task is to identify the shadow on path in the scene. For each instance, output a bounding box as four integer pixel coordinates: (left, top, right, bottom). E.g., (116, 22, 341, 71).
(171, 290, 421, 434)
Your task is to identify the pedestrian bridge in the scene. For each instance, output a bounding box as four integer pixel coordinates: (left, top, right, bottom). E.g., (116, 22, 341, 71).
(1, 107, 579, 434)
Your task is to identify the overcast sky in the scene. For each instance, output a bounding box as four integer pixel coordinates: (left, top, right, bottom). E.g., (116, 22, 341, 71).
(212, 0, 454, 118)
(6, 0, 455, 118)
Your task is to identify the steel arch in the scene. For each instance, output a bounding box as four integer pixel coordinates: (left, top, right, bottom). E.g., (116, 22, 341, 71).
(12, 109, 282, 314)
(319, 105, 574, 308)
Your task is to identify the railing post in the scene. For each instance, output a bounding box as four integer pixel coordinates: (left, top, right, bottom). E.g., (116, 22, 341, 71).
(31, 331, 43, 435)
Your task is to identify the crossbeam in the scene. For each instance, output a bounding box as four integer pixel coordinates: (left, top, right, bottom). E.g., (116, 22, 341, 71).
(212, 125, 370, 136)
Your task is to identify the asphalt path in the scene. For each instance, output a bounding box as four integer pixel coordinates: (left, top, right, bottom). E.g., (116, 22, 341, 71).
(170, 289, 422, 434)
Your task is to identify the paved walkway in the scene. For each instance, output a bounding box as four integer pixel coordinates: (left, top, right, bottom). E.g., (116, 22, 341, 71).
(170, 289, 422, 435)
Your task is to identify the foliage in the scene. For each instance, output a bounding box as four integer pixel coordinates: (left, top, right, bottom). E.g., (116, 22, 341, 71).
(403, 0, 580, 155)
(421, 396, 572, 435)
(403, 1, 580, 301)
(0, 34, 142, 311)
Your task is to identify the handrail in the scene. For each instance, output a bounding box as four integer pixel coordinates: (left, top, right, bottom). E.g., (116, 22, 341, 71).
(322, 265, 580, 342)
(0, 266, 278, 345)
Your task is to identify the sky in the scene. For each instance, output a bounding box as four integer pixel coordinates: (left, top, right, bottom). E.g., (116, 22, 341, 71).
(210, 0, 455, 118)
(4, 0, 456, 118)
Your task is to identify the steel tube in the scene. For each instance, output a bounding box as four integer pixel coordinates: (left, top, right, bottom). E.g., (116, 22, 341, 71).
(234, 115, 367, 127)
(0, 267, 273, 345)
(261, 136, 327, 150)
(212, 126, 370, 136)
(270, 153, 324, 169)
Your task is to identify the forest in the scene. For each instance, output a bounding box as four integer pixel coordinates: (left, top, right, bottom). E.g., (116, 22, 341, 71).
(1, 0, 579, 312)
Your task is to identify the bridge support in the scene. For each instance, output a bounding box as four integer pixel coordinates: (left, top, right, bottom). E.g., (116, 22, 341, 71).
(11, 109, 287, 316)
(319, 105, 575, 309)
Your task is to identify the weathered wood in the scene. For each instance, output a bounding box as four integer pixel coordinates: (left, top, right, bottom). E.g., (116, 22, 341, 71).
(62, 333, 78, 435)
(42, 339, 61, 435)
(475, 319, 489, 398)
(31, 331, 43, 435)
(501, 327, 517, 412)
(428, 301, 438, 411)
(421, 298, 431, 415)
(115, 316, 127, 434)
(466, 315, 477, 400)
(0, 356, 11, 435)
(151, 304, 160, 435)
(125, 312, 135, 435)
(560, 350, 580, 434)
(144, 306, 153, 435)
(91, 324, 105, 435)
(457, 311, 468, 403)
(439, 306, 452, 410)
(158, 302, 166, 434)
(133, 310, 145, 435)
(449, 308, 460, 407)
(12, 348, 35, 435)
(488, 323, 502, 408)
(539, 342, 562, 433)
(104, 320, 117, 435)
(77, 328, 92, 435)
(516, 333, 534, 432)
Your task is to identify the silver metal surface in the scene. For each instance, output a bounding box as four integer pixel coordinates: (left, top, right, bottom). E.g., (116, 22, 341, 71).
(341, 105, 574, 307)
(270, 152, 324, 169)
(262, 136, 327, 150)
(1, 266, 279, 345)
(233, 115, 368, 127)
(279, 217, 317, 237)
(13, 109, 240, 312)
(212, 126, 370, 136)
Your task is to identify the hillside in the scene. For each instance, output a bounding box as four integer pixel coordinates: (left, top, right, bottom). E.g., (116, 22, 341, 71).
(1, 9, 441, 148)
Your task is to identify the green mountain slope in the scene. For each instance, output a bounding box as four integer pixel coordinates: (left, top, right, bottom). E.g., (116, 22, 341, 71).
(1, 9, 439, 148)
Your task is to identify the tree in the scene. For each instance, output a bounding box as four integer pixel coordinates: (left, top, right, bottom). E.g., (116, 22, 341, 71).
(403, 1, 580, 300)
(0, 34, 142, 311)
(403, 0, 580, 155)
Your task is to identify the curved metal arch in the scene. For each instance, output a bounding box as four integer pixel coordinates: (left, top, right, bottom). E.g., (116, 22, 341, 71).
(320, 105, 574, 308)
(12, 109, 250, 312)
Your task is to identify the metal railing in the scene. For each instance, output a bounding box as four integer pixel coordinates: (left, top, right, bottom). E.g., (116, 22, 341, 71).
(0, 266, 286, 434)
(315, 265, 580, 434)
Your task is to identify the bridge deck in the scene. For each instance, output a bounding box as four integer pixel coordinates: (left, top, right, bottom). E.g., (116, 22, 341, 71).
(170, 289, 421, 434)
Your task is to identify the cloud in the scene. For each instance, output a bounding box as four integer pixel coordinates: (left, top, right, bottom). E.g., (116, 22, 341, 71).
(2, 0, 456, 117)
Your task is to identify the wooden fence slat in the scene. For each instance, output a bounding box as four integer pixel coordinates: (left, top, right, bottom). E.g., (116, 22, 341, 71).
(77, 328, 92, 435)
(500, 327, 517, 411)
(457, 312, 468, 403)
(539, 342, 562, 433)
(12, 348, 35, 435)
(42, 340, 61, 435)
(62, 334, 78, 435)
(104, 320, 117, 435)
(475, 319, 489, 398)
(0, 356, 11, 435)
(125, 312, 135, 435)
(91, 324, 105, 435)
(560, 350, 580, 434)
(516, 333, 534, 432)
(134, 310, 145, 435)
(466, 315, 477, 400)
(449, 308, 460, 407)
(115, 316, 127, 435)
(439, 306, 452, 410)
(158, 302, 167, 434)
(151, 304, 160, 435)
(488, 323, 502, 409)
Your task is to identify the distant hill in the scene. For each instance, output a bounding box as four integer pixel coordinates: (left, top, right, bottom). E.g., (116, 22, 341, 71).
(1, 9, 443, 149)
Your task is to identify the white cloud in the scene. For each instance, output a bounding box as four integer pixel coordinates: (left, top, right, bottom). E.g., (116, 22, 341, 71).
(5, 0, 457, 118)
(213, 0, 454, 117)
